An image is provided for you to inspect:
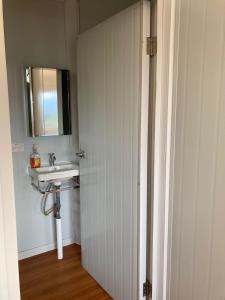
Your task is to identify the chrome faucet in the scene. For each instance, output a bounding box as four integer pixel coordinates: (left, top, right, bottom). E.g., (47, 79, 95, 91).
(49, 153, 56, 166)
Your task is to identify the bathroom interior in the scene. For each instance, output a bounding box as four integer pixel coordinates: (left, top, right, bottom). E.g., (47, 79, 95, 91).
(3, 0, 153, 299)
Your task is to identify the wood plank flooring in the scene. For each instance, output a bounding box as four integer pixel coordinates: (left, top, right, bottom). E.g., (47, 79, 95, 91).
(19, 244, 112, 300)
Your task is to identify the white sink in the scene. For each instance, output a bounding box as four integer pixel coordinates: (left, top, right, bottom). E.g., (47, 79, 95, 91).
(29, 163, 79, 182)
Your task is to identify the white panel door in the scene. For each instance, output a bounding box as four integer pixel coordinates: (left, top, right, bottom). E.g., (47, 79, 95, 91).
(77, 2, 150, 300)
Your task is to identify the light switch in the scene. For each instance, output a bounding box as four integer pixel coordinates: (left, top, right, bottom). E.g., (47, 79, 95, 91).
(12, 143, 24, 153)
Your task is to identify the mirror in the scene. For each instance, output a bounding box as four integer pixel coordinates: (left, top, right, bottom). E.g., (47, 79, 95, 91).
(25, 67, 71, 137)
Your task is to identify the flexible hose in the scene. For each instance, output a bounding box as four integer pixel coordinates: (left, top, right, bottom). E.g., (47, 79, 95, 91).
(41, 183, 54, 216)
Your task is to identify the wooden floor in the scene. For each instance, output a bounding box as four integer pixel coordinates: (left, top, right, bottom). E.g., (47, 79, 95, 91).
(19, 244, 112, 300)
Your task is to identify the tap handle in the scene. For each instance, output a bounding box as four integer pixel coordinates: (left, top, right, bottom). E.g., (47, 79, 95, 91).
(49, 152, 55, 156)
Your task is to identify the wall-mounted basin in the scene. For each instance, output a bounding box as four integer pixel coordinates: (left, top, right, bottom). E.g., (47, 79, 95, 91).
(29, 163, 79, 182)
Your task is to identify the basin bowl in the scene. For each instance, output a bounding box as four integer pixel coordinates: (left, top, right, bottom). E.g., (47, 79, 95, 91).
(29, 163, 79, 182)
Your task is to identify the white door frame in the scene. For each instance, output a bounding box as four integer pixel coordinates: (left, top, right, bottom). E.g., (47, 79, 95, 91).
(0, 0, 178, 299)
(151, 0, 178, 299)
(0, 1, 21, 300)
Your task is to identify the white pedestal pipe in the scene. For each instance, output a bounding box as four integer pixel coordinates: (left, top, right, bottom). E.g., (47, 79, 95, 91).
(54, 184, 63, 260)
(56, 218, 63, 259)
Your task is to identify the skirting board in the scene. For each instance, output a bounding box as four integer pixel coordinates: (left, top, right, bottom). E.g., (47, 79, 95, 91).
(18, 238, 80, 260)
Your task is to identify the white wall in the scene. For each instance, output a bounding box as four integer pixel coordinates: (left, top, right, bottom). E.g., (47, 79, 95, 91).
(0, 0, 20, 298)
(3, 0, 80, 259)
(168, 0, 225, 299)
(79, 0, 138, 32)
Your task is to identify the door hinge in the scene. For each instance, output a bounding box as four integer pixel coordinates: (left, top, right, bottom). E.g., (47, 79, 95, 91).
(147, 36, 157, 56)
(143, 280, 152, 298)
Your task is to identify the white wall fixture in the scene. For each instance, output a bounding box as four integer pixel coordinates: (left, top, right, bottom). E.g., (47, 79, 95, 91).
(12, 143, 24, 153)
(77, 1, 150, 299)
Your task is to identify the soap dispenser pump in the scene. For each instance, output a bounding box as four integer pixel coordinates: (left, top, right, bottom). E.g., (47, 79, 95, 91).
(30, 144, 41, 169)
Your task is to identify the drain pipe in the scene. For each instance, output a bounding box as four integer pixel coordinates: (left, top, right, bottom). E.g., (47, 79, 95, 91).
(54, 183, 63, 260)
(36, 178, 80, 260)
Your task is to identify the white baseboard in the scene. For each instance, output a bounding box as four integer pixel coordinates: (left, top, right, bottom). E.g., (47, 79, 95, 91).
(18, 237, 80, 260)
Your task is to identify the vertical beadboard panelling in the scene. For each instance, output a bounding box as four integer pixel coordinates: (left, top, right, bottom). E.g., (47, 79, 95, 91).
(77, 3, 145, 300)
(170, 0, 225, 299)
(170, 0, 191, 298)
(207, 4, 225, 299)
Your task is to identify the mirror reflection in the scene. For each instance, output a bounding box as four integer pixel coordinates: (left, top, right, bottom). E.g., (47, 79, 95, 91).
(25, 67, 71, 137)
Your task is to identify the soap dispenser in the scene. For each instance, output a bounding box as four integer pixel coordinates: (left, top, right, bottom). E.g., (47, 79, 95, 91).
(30, 144, 41, 169)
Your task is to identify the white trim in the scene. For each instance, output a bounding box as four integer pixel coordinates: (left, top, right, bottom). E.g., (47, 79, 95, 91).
(138, 1, 151, 299)
(152, 0, 178, 299)
(0, 1, 21, 299)
(18, 238, 79, 260)
(163, 0, 181, 299)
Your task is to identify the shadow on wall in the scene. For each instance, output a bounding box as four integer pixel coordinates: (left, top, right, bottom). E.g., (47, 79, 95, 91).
(78, 0, 139, 32)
